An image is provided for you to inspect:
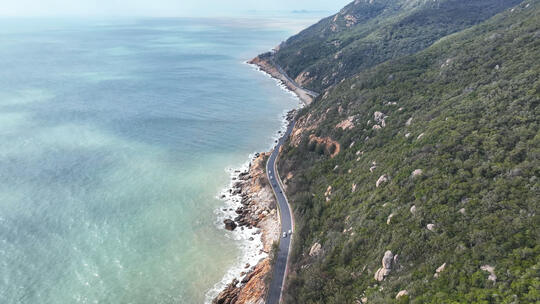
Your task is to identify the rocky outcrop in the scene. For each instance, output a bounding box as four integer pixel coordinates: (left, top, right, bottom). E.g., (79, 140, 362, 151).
(480, 265, 497, 282)
(235, 259, 272, 304)
(434, 262, 446, 278)
(374, 250, 394, 281)
(213, 279, 240, 304)
(376, 175, 388, 187)
(373, 111, 387, 128)
(336, 116, 356, 130)
(396, 290, 409, 299)
(309, 242, 322, 257)
(290, 112, 322, 147)
(426, 224, 436, 232)
(213, 259, 271, 304)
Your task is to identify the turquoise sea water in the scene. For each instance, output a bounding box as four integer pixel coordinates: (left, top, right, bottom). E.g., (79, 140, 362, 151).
(0, 17, 313, 303)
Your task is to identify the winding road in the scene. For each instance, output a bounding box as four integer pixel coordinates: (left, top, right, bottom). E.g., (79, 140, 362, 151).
(265, 119, 296, 304)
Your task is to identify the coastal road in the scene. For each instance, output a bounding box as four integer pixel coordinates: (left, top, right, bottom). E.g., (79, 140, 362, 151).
(270, 57, 319, 98)
(266, 119, 296, 304)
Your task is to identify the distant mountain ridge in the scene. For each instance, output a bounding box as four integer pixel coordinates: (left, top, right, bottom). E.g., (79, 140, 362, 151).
(273, 0, 523, 92)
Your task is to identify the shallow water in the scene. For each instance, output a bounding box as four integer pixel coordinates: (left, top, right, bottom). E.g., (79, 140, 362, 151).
(0, 17, 313, 303)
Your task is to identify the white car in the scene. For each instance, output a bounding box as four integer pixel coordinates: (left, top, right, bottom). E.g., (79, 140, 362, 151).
(282, 232, 287, 238)
(288, 229, 292, 234)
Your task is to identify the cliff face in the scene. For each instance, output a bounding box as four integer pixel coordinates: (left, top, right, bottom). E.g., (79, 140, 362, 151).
(270, 0, 539, 303)
(214, 153, 279, 304)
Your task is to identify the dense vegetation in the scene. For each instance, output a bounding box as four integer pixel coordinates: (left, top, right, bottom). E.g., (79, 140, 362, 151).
(274, 0, 523, 92)
(273, 1, 539, 303)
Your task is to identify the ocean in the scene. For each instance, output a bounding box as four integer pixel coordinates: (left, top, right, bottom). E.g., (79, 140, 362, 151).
(0, 16, 315, 303)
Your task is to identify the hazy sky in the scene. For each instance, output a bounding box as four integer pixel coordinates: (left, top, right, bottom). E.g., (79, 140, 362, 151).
(0, 0, 352, 17)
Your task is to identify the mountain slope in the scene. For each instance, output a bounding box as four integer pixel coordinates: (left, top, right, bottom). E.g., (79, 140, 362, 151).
(274, 1, 539, 303)
(274, 0, 524, 92)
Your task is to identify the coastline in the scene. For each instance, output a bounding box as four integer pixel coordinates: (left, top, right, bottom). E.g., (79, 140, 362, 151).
(248, 55, 314, 106)
(210, 56, 310, 304)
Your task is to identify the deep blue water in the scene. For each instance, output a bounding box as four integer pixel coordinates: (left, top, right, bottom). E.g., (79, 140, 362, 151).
(0, 17, 313, 303)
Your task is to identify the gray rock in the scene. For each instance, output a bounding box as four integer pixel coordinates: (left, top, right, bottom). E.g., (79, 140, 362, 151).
(309, 242, 322, 257)
(396, 290, 408, 299)
(376, 175, 388, 187)
(411, 169, 423, 178)
(434, 262, 446, 278)
(374, 250, 394, 281)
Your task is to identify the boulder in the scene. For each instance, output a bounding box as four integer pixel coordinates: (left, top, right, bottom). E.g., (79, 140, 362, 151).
(405, 117, 413, 126)
(374, 268, 386, 282)
(386, 213, 394, 225)
(309, 242, 322, 257)
(374, 111, 386, 123)
(352, 183, 357, 193)
(411, 169, 423, 178)
(434, 262, 446, 278)
(376, 175, 388, 187)
(410, 205, 417, 214)
(224, 219, 237, 231)
(396, 290, 408, 299)
(427, 224, 436, 231)
(374, 250, 394, 281)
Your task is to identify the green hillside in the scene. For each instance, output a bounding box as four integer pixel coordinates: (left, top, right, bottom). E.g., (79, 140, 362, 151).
(275, 1, 540, 303)
(274, 0, 524, 92)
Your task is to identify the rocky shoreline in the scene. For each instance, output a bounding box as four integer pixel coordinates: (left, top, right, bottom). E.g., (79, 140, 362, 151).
(213, 151, 281, 304)
(213, 55, 305, 304)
